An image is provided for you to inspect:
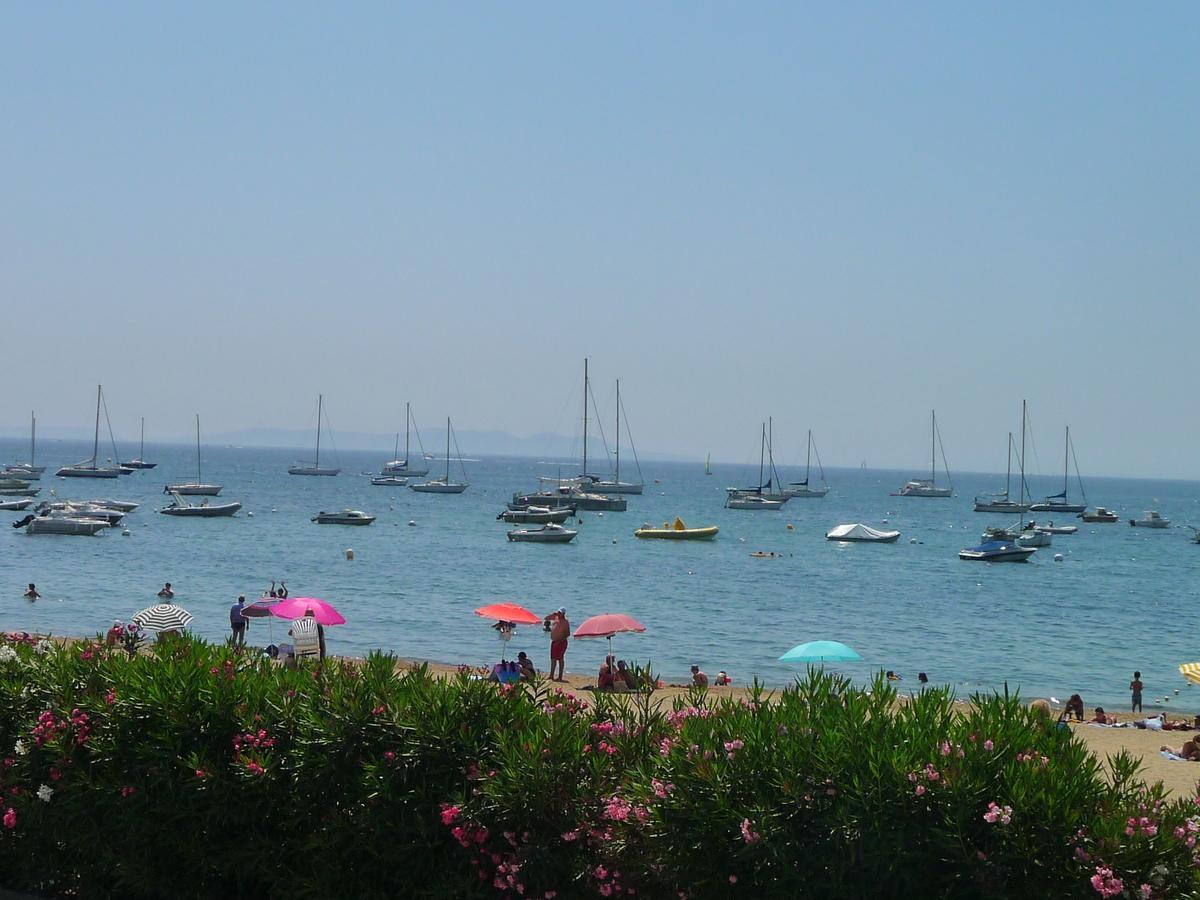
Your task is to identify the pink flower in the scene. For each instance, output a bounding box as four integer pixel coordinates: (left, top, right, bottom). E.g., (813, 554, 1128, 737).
(915, 785, 926, 796)
(105, 690, 117, 706)
(940, 741, 951, 757)
(561, 830, 580, 842)
(245, 761, 264, 776)
(729, 875, 737, 884)
(983, 739, 994, 751)
(544, 893, 557, 899)
(372, 705, 386, 716)
(120, 786, 137, 798)
(1090, 866, 1124, 898)
(195, 768, 208, 779)
(739, 818, 760, 844)
(383, 751, 396, 764)
(1140, 885, 1152, 899)
(440, 805, 461, 826)
(2, 807, 14, 829)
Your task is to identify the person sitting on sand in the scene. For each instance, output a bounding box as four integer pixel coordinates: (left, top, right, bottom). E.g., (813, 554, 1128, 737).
(516, 651, 536, 680)
(616, 659, 638, 689)
(157, 582, 174, 600)
(691, 665, 709, 688)
(24, 583, 40, 601)
(714, 670, 731, 686)
(597, 658, 616, 690)
(1161, 735, 1200, 761)
(1063, 694, 1085, 722)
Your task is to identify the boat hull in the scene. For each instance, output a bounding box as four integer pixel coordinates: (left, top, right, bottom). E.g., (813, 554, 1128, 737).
(288, 466, 341, 476)
(370, 476, 409, 486)
(1130, 520, 1170, 528)
(383, 462, 428, 477)
(121, 460, 157, 470)
(959, 543, 1036, 561)
(311, 514, 375, 525)
(507, 528, 577, 543)
(973, 501, 1031, 514)
(501, 507, 575, 524)
(894, 487, 952, 498)
(160, 502, 242, 517)
(25, 517, 107, 535)
(56, 467, 120, 479)
(411, 482, 468, 494)
(587, 481, 644, 495)
(0, 499, 33, 511)
(1029, 501, 1086, 513)
(635, 526, 719, 540)
(725, 498, 783, 510)
(784, 486, 828, 498)
(166, 484, 223, 496)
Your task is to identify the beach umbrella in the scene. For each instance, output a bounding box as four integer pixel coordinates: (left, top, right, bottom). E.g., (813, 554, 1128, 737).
(778, 640, 862, 663)
(131, 603, 194, 632)
(242, 600, 278, 618)
(267, 597, 345, 626)
(1179, 663, 1200, 686)
(574, 613, 646, 659)
(474, 602, 542, 625)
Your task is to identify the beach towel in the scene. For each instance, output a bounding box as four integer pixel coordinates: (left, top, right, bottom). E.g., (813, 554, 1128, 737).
(1161, 751, 1190, 762)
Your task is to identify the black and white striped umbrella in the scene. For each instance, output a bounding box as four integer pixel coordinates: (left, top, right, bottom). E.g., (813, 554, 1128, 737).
(131, 603, 194, 632)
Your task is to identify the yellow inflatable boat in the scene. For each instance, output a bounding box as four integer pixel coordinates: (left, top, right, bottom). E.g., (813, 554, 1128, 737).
(634, 517, 719, 540)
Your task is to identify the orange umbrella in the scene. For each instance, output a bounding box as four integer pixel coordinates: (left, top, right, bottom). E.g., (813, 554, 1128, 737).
(474, 602, 541, 625)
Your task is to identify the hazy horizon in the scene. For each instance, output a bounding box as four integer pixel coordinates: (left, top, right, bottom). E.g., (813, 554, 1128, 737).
(3, 5, 1196, 479)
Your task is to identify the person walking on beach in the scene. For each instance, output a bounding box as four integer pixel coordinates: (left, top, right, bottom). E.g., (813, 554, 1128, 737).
(23, 583, 40, 601)
(545, 608, 569, 682)
(157, 582, 174, 600)
(1131, 671, 1144, 713)
(229, 595, 248, 647)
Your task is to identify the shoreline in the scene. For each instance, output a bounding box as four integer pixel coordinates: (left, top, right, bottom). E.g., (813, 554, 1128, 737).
(13, 628, 1200, 798)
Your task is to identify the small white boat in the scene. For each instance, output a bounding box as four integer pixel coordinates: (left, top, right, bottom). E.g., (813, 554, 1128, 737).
(5, 415, 44, 477)
(3, 466, 41, 481)
(312, 509, 376, 525)
(1130, 510, 1170, 528)
(893, 411, 953, 497)
(411, 417, 468, 493)
(725, 494, 783, 510)
(825, 523, 901, 543)
(160, 492, 241, 517)
(94, 499, 139, 512)
(959, 541, 1036, 562)
(167, 416, 224, 494)
(382, 403, 430, 476)
(36, 502, 124, 526)
(0, 476, 32, 491)
(14, 514, 107, 536)
(1016, 529, 1051, 548)
(507, 523, 578, 543)
(499, 505, 575, 524)
(289, 394, 341, 476)
(371, 475, 409, 486)
(0, 499, 33, 511)
(1034, 522, 1077, 535)
(784, 430, 829, 498)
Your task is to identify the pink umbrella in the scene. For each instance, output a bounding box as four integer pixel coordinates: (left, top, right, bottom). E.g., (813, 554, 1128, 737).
(267, 597, 346, 626)
(573, 613, 646, 659)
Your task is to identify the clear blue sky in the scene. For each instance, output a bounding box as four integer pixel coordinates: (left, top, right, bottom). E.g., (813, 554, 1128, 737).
(2, 3, 1197, 477)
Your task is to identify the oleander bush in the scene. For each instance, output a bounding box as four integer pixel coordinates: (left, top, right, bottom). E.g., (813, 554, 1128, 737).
(0, 632, 1197, 898)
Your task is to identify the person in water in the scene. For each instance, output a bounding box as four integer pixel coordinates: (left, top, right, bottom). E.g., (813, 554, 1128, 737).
(24, 583, 40, 601)
(157, 582, 174, 600)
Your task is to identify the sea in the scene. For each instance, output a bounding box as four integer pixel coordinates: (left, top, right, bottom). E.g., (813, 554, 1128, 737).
(3, 437, 1200, 713)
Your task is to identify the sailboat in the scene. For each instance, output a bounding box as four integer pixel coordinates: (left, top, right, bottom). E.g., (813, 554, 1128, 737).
(726, 424, 784, 509)
(727, 417, 790, 502)
(784, 430, 829, 498)
(56, 386, 122, 478)
(410, 418, 469, 493)
(288, 394, 341, 476)
(980, 401, 1049, 547)
(973, 433, 1030, 513)
(165, 415, 224, 495)
(122, 417, 157, 469)
(4, 412, 44, 479)
(589, 379, 644, 494)
(382, 402, 429, 477)
(893, 411, 953, 497)
(1029, 426, 1088, 513)
(705, 454, 712, 476)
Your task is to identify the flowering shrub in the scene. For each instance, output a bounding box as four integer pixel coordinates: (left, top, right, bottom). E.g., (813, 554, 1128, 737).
(0, 633, 1198, 897)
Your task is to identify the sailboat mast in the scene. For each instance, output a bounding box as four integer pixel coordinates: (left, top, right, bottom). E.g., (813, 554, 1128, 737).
(315, 395, 323, 468)
(30, 412, 35, 467)
(195, 414, 202, 483)
(1019, 400, 1027, 507)
(93, 385, 101, 465)
(758, 423, 766, 492)
(445, 417, 451, 482)
(1063, 425, 1070, 496)
(1006, 432, 1013, 497)
(582, 358, 589, 477)
(615, 379, 621, 485)
(140, 417, 145, 459)
(806, 429, 812, 484)
(930, 410, 936, 486)
(405, 402, 411, 463)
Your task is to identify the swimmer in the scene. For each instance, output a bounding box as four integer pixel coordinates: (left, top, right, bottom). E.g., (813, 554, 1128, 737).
(157, 582, 174, 600)
(24, 583, 41, 601)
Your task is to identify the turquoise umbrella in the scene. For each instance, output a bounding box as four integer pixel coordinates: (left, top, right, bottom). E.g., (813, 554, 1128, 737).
(779, 640, 862, 663)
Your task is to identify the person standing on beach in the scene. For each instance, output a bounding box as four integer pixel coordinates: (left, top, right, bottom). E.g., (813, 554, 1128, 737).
(229, 596, 248, 647)
(545, 608, 569, 682)
(1131, 671, 1144, 713)
(157, 582, 174, 600)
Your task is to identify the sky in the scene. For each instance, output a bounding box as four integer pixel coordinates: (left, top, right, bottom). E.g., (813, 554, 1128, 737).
(2, 3, 1197, 478)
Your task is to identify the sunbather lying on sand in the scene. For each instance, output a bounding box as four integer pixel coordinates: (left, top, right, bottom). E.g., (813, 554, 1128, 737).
(1160, 735, 1200, 761)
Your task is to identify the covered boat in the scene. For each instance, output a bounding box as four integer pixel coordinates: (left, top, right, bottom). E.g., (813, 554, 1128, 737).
(634, 517, 719, 540)
(825, 523, 900, 543)
(14, 514, 108, 536)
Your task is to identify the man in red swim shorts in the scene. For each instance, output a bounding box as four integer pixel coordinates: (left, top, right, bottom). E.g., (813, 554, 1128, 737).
(546, 607, 569, 682)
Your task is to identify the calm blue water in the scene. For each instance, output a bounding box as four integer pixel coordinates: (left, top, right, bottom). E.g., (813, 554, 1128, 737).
(4, 438, 1200, 712)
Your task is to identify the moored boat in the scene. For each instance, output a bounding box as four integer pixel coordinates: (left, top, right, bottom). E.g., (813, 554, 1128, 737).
(370, 475, 409, 486)
(311, 509, 376, 525)
(1130, 510, 1170, 528)
(411, 417, 468, 493)
(893, 410, 953, 497)
(634, 517, 719, 540)
(825, 523, 900, 543)
(506, 523, 578, 543)
(499, 505, 576, 524)
(160, 493, 242, 518)
(959, 541, 1036, 562)
(0, 499, 33, 511)
(13, 514, 108, 536)
(289, 394, 341, 476)
(1079, 507, 1118, 523)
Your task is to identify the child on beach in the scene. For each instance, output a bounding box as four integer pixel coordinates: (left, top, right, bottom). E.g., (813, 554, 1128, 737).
(1131, 672, 1144, 713)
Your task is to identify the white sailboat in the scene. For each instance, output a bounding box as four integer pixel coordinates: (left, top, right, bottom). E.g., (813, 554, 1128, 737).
(122, 417, 157, 469)
(382, 402, 429, 477)
(410, 418, 469, 493)
(974, 432, 1030, 513)
(893, 410, 953, 497)
(165, 415, 224, 495)
(1029, 426, 1088, 513)
(589, 379, 644, 494)
(784, 430, 828, 498)
(725, 424, 784, 510)
(705, 454, 712, 476)
(4, 412, 44, 479)
(289, 394, 341, 476)
(56, 386, 122, 479)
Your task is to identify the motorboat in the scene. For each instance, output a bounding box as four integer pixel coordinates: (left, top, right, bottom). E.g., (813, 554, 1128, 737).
(1034, 522, 1078, 535)
(982, 525, 1020, 543)
(13, 514, 108, 536)
(312, 509, 375, 525)
(94, 499, 139, 512)
(0, 476, 32, 491)
(725, 494, 783, 510)
(587, 478, 644, 495)
(2, 465, 41, 481)
(289, 394, 341, 476)
(521, 481, 621, 510)
(507, 523, 578, 543)
(57, 386, 124, 479)
(634, 517, 719, 540)
(0, 482, 39, 497)
(35, 502, 124, 526)
(370, 475, 409, 486)
(410, 417, 468, 493)
(1130, 510, 1170, 528)
(499, 505, 575, 524)
(1016, 529, 1051, 548)
(0, 499, 33, 511)
(510, 493, 576, 510)
(893, 411, 953, 497)
(1080, 507, 1119, 523)
(825, 523, 901, 543)
(958, 541, 1037, 562)
(160, 492, 242, 518)
(121, 417, 157, 469)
